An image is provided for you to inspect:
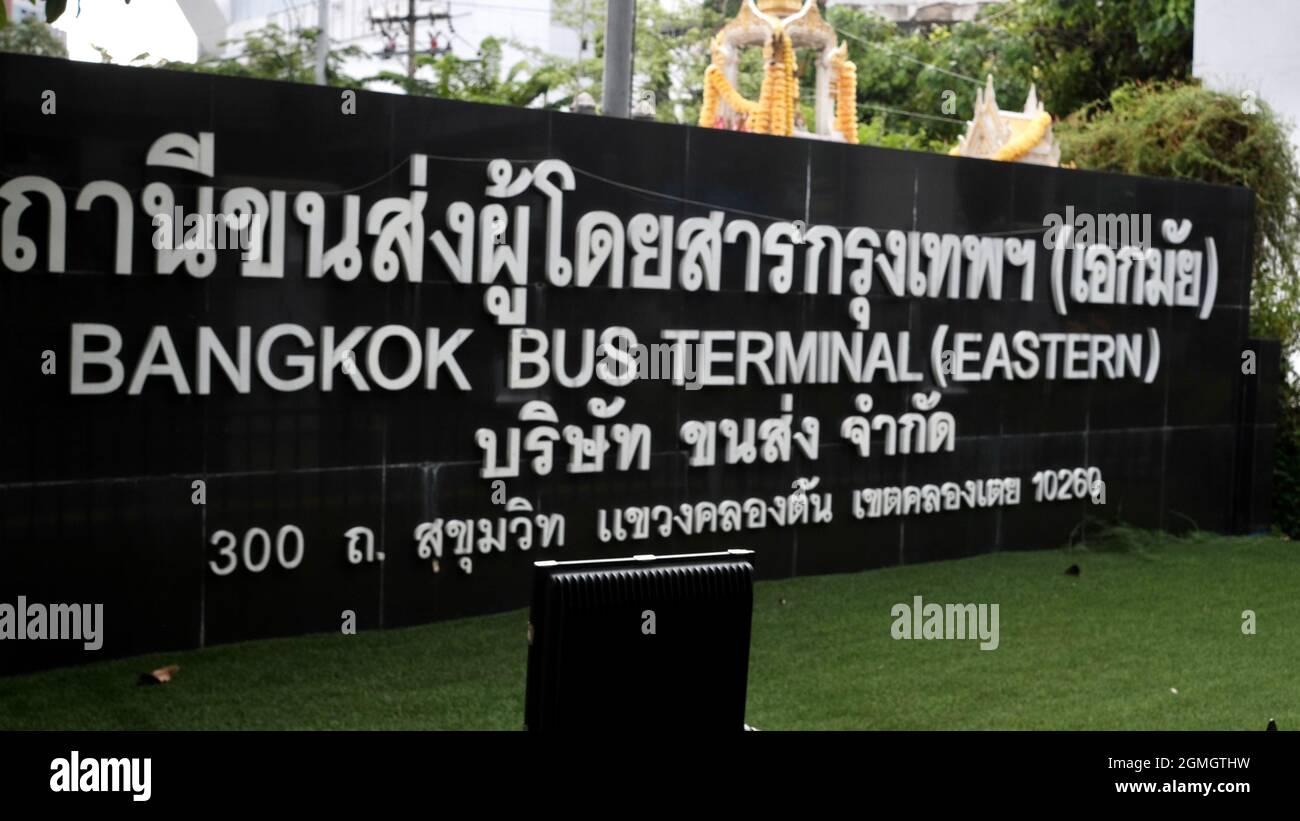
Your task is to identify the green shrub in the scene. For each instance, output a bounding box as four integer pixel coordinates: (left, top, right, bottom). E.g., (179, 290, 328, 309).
(857, 115, 949, 153)
(1273, 380, 1300, 539)
(1059, 80, 1300, 536)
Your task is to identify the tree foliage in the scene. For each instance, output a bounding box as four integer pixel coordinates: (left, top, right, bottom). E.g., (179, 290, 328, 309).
(369, 37, 576, 109)
(527, 0, 729, 123)
(156, 23, 363, 87)
(1008, 0, 1194, 117)
(630, 0, 729, 124)
(0, 16, 69, 58)
(1058, 81, 1300, 352)
(828, 0, 1193, 148)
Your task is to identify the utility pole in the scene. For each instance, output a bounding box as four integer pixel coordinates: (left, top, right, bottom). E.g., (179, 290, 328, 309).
(369, 1, 453, 82)
(315, 0, 329, 86)
(602, 0, 635, 117)
(407, 0, 416, 80)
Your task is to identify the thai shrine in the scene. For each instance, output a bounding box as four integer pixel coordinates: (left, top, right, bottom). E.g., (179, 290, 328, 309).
(949, 75, 1060, 166)
(697, 0, 1058, 166)
(698, 0, 860, 142)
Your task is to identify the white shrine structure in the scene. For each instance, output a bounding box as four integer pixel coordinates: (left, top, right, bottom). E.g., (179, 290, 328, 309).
(950, 75, 1060, 166)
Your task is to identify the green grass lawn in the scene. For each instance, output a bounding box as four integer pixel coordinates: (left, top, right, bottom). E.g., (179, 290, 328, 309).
(2, 529, 1295, 730)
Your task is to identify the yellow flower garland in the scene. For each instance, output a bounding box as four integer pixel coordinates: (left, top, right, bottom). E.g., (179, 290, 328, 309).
(783, 31, 797, 136)
(989, 110, 1052, 161)
(750, 38, 774, 134)
(832, 48, 858, 144)
(699, 23, 859, 141)
(751, 27, 796, 137)
(699, 74, 720, 127)
(699, 65, 762, 127)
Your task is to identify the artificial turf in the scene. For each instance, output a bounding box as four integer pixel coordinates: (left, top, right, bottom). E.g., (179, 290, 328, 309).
(1, 529, 1295, 730)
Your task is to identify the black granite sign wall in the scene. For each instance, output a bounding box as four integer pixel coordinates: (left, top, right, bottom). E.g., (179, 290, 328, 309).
(0, 54, 1272, 673)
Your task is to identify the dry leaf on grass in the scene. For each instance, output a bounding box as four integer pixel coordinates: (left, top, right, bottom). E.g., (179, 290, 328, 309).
(137, 664, 180, 686)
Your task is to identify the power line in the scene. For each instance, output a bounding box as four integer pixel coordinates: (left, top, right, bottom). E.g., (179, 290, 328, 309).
(454, 1, 554, 14)
(369, 0, 455, 77)
(973, 2, 1021, 28)
(790, 83, 964, 127)
(858, 102, 965, 125)
(830, 23, 984, 87)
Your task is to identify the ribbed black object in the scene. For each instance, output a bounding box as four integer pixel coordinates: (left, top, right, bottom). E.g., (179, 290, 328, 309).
(524, 552, 754, 732)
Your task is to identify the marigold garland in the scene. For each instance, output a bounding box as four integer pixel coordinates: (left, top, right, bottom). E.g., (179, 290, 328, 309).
(990, 110, 1052, 161)
(782, 30, 797, 135)
(831, 45, 859, 144)
(699, 64, 762, 128)
(700, 17, 858, 141)
(699, 86, 718, 128)
(750, 26, 797, 136)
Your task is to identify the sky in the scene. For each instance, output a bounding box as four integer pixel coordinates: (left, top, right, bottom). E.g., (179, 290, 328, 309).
(50, 0, 198, 64)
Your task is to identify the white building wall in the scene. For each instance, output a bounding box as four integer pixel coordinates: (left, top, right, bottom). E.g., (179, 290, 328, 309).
(1193, 0, 1300, 158)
